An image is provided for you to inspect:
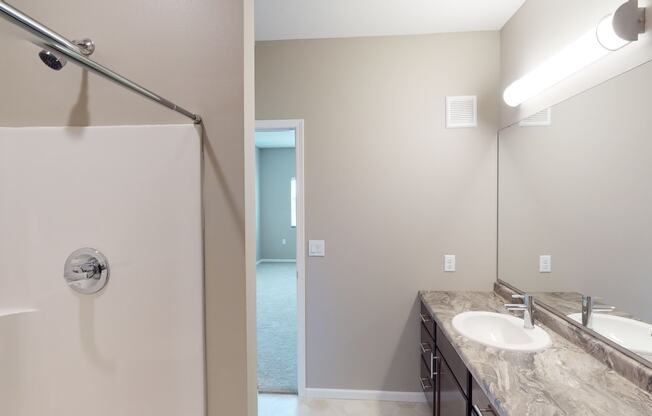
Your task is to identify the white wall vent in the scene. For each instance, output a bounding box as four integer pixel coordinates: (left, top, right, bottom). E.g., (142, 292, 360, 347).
(519, 108, 552, 127)
(446, 96, 477, 128)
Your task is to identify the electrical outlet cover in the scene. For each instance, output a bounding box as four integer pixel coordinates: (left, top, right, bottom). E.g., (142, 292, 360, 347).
(539, 255, 552, 273)
(444, 255, 456, 272)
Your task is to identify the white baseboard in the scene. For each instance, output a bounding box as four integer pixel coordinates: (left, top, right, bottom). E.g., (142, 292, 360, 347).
(304, 388, 426, 403)
(258, 259, 296, 263)
(256, 259, 263, 265)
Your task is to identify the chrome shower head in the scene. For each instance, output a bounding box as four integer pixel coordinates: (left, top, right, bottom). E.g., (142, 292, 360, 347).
(38, 39, 94, 71)
(38, 49, 67, 70)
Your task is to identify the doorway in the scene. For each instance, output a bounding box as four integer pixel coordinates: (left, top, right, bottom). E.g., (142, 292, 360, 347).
(255, 120, 305, 398)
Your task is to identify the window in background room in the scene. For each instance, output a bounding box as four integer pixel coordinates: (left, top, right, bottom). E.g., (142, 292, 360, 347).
(290, 177, 297, 227)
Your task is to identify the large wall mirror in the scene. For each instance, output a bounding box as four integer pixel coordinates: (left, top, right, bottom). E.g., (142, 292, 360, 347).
(498, 59, 652, 365)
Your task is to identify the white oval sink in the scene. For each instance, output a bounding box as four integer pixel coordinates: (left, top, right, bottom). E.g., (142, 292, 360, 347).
(452, 311, 552, 352)
(567, 313, 652, 355)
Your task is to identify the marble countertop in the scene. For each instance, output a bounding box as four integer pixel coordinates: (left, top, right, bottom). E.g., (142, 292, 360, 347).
(419, 291, 652, 416)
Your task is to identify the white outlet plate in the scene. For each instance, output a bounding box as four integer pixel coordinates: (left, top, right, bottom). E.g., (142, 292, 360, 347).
(539, 255, 552, 273)
(444, 255, 456, 272)
(308, 240, 325, 257)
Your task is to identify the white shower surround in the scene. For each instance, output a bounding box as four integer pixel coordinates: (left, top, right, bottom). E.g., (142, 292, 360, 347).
(0, 125, 204, 415)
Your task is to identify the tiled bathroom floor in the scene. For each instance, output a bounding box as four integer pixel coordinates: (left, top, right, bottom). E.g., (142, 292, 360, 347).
(258, 394, 431, 416)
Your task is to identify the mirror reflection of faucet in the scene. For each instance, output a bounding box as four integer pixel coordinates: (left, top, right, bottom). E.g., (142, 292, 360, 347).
(581, 295, 615, 329)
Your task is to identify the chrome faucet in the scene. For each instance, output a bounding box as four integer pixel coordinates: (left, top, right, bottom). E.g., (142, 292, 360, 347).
(505, 294, 535, 329)
(581, 295, 615, 329)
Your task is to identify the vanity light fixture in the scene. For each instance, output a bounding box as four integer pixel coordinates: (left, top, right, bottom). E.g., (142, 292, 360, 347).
(503, 0, 646, 107)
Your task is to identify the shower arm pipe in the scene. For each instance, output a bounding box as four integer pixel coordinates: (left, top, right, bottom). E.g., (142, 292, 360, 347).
(0, 1, 202, 124)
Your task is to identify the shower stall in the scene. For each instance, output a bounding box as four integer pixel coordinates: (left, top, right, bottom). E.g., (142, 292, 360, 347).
(0, 2, 205, 415)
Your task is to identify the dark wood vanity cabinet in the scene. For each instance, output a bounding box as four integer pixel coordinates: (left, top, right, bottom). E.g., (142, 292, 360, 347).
(420, 301, 497, 416)
(471, 379, 496, 416)
(438, 356, 467, 416)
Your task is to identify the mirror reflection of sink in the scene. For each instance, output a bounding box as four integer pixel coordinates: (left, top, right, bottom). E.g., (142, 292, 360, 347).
(567, 313, 652, 356)
(452, 311, 552, 352)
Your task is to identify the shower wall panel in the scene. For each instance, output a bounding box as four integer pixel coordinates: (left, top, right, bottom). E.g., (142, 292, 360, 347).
(0, 125, 204, 415)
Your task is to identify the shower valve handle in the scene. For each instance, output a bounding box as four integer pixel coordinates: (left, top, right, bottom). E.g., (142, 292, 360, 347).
(63, 248, 110, 294)
(65, 261, 99, 281)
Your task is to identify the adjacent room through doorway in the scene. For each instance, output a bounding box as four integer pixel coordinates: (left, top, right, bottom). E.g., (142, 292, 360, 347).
(255, 128, 298, 394)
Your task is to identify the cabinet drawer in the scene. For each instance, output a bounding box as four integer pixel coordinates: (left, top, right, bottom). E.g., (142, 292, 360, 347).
(420, 355, 435, 408)
(420, 302, 436, 338)
(438, 354, 468, 416)
(420, 324, 435, 373)
(472, 378, 497, 416)
(436, 325, 469, 397)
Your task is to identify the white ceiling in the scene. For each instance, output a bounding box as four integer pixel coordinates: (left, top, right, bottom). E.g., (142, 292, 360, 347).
(255, 0, 526, 41)
(256, 130, 296, 148)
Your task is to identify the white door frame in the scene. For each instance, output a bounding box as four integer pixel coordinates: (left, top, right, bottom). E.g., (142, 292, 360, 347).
(255, 119, 306, 397)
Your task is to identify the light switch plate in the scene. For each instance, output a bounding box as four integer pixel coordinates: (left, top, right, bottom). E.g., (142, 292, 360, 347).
(539, 255, 552, 273)
(444, 255, 456, 272)
(308, 240, 325, 257)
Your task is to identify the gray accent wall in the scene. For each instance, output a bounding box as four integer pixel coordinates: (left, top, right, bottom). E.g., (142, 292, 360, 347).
(256, 32, 500, 392)
(258, 148, 296, 260)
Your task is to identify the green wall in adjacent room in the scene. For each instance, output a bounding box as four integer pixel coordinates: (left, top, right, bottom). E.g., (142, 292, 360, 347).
(256, 147, 296, 260)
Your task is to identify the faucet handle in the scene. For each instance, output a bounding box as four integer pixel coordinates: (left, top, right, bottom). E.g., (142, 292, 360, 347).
(63, 248, 110, 295)
(64, 269, 91, 282)
(593, 306, 616, 312)
(512, 293, 532, 304)
(505, 294, 525, 309)
(582, 295, 602, 303)
(505, 294, 533, 309)
(582, 295, 613, 309)
(506, 294, 535, 329)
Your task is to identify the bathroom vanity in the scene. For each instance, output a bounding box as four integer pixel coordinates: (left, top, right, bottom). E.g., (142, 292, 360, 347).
(418, 289, 652, 416)
(419, 301, 495, 416)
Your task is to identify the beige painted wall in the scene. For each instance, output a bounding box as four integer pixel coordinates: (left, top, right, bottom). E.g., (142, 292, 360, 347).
(501, 0, 652, 127)
(499, 58, 652, 322)
(0, 0, 255, 415)
(256, 32, 499, 392)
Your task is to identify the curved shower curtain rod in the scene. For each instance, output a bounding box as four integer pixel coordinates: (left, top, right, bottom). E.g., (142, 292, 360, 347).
(0, 1, 202, 124)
